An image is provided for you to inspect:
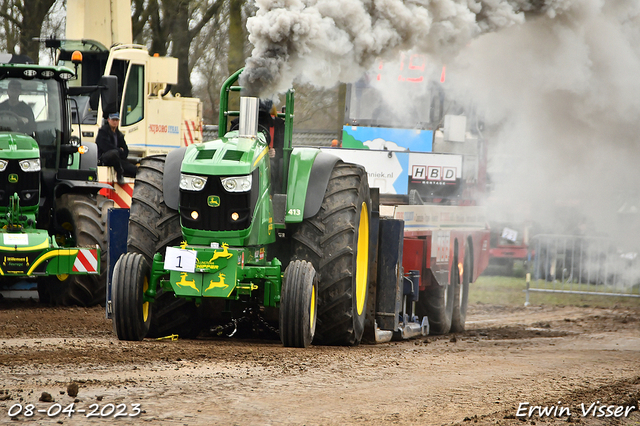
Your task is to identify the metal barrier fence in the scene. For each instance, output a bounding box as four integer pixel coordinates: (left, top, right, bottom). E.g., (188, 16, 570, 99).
(525, 234, 640, 305)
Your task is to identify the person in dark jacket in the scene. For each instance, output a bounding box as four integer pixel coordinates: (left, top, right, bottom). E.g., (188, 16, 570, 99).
(0, 80, 36, 134)
(95, 112, 136, 184)
(262, 102, 285, 193)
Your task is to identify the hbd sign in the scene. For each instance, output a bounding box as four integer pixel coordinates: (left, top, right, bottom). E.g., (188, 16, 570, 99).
(412, 165, 457, 182)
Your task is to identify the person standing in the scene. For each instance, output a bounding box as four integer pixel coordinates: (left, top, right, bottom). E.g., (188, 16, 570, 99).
(95, 112, 136, 185)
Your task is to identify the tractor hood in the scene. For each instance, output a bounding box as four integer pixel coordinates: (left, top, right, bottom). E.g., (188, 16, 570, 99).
(0, 133, 40, 160)
(180, 132, 269, 177)
(182, 96, 265, 176)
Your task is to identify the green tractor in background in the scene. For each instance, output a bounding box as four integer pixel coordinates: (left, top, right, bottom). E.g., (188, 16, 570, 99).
(0, 56, 117, 305)
(111, 70, 371, 347)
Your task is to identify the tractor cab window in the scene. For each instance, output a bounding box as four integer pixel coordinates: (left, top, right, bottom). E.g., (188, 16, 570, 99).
(71, 95, 97, 125)
(122, 64, 144, 126)
(60, 40, 110, 125)
(57, 40, 110, 87)
(0, 78, 63, 168)
(0, 79, 37, 134)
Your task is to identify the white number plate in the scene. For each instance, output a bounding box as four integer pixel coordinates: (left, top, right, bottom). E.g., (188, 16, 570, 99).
(164, 247, 197, 273)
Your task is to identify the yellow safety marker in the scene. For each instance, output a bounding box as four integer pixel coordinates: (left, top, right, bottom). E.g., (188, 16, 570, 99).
(156, 334, 179, 341)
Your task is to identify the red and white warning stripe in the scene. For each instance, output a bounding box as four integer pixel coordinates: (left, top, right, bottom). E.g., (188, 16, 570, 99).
(73, 249, 99, 273)
(183, 120, 201, 146)
(97, 167, 134, 208)
(101, 181, 134, 209)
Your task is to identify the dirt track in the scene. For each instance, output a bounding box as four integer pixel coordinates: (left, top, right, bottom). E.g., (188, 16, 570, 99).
(0, 300, 638, 425)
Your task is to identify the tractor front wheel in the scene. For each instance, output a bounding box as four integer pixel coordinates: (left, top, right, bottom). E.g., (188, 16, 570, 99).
(280, 260, 318, 348)
(39, 193, 112, 306)
(112, 252, 151, 341)
(127, 155, 200, 339)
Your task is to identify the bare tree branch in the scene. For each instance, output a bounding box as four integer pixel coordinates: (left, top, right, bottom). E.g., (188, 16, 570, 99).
(187, 0, 223, 41)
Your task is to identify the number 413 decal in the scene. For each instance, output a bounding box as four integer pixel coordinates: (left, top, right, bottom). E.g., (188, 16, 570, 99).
(287, 208, 301, 216)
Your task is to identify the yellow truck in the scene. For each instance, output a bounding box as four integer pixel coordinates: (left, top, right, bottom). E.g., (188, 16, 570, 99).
(47, 0, 203, 207)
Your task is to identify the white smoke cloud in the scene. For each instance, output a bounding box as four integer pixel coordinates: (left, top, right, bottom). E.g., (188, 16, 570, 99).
(242, 0, 640, 262)
(446, 0, 640, 250)
(240, 0, 570, 96)
(238, 0, 640, 288)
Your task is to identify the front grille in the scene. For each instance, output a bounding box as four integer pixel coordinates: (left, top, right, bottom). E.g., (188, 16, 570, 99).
(0, 160, 39, 207)
(180, 169, 259, 232)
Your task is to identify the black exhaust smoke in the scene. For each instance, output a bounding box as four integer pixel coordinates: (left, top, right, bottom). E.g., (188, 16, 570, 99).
(239, 0, 571, 97)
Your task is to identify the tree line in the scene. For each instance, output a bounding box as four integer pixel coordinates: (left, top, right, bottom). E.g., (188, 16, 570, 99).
(0, 0, 341, 130)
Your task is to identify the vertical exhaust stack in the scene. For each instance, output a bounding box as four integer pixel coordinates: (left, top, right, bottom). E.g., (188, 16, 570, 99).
(238, 97, 259, 150)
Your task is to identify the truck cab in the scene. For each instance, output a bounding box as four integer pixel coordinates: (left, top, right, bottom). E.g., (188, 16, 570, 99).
(52, 39, 202, 159)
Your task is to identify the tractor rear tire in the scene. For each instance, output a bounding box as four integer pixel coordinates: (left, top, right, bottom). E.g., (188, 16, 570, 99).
(418, 262, 456, 335)
(292, 161, 371, 346)
(112, 252, 151, 341)
(280, 260, 318, 348)
(451, 249, 471, 332)
(40, 194, 112, 306)
(127, 155, 200, 339)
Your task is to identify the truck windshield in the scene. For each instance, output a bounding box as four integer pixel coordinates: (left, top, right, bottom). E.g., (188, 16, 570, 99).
(345, 53, 482, 133)
(0, 77, 64, 147)
(346, 77, 439, 129)
(345, 54, 443, 130)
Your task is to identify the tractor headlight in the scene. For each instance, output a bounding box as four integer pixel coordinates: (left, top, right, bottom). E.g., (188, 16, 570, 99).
(221, 175, 252, 192)
(19, 159, 40, 172)
(179, 174, 207, 191)
(0, 160, 7, 172)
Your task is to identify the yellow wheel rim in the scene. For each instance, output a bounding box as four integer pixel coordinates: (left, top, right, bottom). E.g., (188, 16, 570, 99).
(355, 202, 369, 316)
(142, 276, 150, 323)
(56, 274, 69, 281)
(310, 282, 316, 329)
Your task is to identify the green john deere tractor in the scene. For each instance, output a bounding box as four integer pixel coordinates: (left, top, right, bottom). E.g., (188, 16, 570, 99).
(0, 56, 117, 306)
(111, 69, 371, 347)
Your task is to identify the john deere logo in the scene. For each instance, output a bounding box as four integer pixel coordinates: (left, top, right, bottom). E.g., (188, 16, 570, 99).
(207, 196, 220, 207)
(8, 174, 18, 183)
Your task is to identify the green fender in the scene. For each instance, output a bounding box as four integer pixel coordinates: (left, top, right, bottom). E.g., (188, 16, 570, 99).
(285, 148, 340, 223)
